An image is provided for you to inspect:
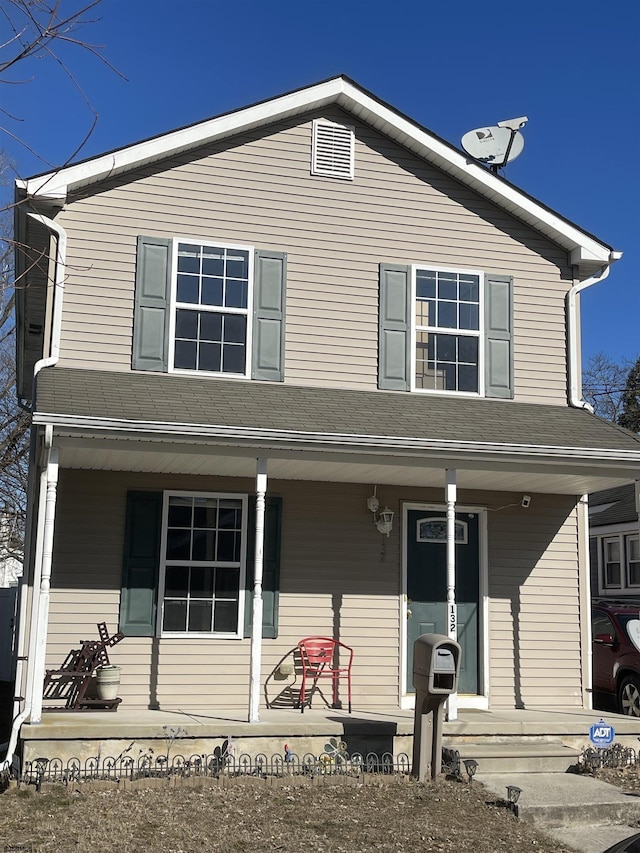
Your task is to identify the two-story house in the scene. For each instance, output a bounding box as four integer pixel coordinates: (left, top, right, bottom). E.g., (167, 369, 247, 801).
(8, 77, 640, 760)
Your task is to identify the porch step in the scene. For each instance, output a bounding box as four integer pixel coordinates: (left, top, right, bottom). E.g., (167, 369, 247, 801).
(448, 740, 581, 774)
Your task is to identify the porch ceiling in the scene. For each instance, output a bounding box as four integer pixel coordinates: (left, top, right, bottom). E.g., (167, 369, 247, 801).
(35, 367, 640, 495)
(51, 433, 634, 496)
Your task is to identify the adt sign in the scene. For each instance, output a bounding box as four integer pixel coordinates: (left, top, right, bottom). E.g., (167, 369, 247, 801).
(590, 719, 615, 747)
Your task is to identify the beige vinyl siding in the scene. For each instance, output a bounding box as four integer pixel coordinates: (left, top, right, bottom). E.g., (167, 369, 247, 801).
(43, 472, 582, 712)
(55, 107, 571, 404)
(487, 494, 581, 708)
(44, 471, 400, 711)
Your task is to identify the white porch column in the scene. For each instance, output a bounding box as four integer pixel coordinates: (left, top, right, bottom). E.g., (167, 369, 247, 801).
(30, 447, 59, 724)
(248, 458, 268, 723)
(445, 468, 458, 721)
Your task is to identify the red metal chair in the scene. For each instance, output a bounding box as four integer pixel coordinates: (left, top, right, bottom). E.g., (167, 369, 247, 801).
(297, 636, 353, 714)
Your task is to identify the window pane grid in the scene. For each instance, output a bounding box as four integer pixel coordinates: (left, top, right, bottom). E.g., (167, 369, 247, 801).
(163, 495, 243, 634)
(174, 242, 249, 375)
(415, 268, 480, 393)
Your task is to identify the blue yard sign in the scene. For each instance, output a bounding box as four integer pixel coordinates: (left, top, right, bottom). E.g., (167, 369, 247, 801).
(589, 719, 615, 747)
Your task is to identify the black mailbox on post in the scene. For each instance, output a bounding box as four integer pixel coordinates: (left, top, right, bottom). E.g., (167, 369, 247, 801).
(412, 633, 461, 782)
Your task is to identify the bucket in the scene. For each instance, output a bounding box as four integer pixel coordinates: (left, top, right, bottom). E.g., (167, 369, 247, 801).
(95, 665, 121, 701)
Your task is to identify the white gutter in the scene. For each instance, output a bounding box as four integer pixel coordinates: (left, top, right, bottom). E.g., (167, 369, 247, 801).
(0, 439, 57, 772)
(567, 252, 622, 411)
(26, 212, 67, 383)
(1, 213, 65, 772)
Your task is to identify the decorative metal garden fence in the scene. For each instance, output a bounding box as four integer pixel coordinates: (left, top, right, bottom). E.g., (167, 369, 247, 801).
(579, 743, 638, 772)
(19, 748, 413, 787)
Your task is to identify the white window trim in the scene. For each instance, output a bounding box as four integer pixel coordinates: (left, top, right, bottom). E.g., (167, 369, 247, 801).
(596, 531, 640, 595)
(157, 490, 248, 639)
(410, 264, 485, 397)
(167, 237, 254, 379)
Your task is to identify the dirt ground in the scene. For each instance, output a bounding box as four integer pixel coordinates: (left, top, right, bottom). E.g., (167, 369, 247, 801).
(0, 774, 581, 853)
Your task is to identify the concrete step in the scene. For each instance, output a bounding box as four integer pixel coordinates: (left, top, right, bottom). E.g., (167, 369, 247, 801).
(479, 772, 640, 832)
(447, 739, 581, 773)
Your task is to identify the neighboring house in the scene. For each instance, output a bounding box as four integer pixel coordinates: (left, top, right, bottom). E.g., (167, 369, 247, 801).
(590, 483, 640, 598)
(11, 76, 640, 732)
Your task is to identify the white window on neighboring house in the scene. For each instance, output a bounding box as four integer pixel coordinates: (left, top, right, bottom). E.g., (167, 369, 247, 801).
(413, 267, 482, 394)
(628, 536, 640, 587)
(158, 492, 248, 637)
(603, 537, 622, 588)
(599, 533, 640, 593)
(170, 241, 252, 376)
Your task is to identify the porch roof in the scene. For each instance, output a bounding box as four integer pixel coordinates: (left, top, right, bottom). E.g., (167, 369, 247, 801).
(34, 367, 640, 463)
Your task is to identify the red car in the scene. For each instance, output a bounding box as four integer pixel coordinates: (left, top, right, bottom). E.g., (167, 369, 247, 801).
(592, 599, 640, 716)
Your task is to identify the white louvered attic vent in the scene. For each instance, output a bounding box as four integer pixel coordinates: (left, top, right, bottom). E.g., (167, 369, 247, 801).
(312, 119, 355, 180)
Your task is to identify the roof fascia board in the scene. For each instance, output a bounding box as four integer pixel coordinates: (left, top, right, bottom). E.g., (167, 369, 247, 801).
(18, 77, 348, 200)
(19, 76, 612, 264)
(32, 410, 640, 467)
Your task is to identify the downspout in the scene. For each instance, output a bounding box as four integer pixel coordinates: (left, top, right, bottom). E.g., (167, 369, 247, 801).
(567, 252, 621, 410)
(1, 212, 66, 773)
(579, 494, 593, 710)
(26, 211, 67, 384)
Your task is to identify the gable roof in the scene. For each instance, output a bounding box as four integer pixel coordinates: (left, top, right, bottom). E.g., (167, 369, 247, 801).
(17, 75, 617, 275)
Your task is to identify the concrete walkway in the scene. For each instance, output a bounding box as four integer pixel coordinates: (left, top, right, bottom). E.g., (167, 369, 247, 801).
(479, 772, 640, 853)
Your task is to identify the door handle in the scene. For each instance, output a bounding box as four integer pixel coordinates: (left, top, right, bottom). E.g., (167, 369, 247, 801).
(407, 609, 412, 618)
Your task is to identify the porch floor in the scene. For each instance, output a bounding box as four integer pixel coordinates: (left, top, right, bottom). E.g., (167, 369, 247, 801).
(22, 704, 640, 744)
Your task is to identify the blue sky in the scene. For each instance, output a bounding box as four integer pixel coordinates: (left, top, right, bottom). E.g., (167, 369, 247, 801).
(2, 0, 638, 366)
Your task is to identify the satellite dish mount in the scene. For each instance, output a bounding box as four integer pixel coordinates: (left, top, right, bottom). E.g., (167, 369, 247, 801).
(461, 116, 528, 173)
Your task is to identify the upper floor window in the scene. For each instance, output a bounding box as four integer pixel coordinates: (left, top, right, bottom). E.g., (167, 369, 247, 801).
(171, 241, 252, 376)
(413, 267, 482, 394)
(379, 262, 512, 398)
(133, 235, 286, 382)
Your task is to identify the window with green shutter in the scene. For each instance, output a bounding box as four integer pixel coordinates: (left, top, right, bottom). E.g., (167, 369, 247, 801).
(120, 490, 282, 639)
(132, 237, 286, 382)
(378, 263, 513, 398)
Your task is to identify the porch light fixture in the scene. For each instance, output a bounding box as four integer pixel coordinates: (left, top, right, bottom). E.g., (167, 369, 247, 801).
(367, 487, 394, 537)
(376, 507, 394, 537)
(463, 758, 479, 783)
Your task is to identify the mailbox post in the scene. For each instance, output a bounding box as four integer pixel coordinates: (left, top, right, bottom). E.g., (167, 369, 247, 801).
(412, 633, 461, 782)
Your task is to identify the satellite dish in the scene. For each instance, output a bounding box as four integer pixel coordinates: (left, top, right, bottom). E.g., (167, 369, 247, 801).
(461, 117, 528, 170)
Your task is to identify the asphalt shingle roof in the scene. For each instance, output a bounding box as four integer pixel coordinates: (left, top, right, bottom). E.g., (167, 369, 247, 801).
(33, 367, 640, 455)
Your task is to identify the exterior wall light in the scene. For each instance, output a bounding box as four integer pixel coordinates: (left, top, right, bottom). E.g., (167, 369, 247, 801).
(376, 507, 394, 537)
(366, 487, 394, 537)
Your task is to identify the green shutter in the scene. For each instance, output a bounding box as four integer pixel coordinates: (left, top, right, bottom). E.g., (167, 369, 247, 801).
(379, 263, 410, 391)
(132, 236, 172, 371)
(244, 496, 282, 639)
(252, 249, 286, 381)
(119, 491, 162, 636)
(485, 274, 514, 399)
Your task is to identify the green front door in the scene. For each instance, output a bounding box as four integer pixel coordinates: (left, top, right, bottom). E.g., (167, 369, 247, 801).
(406, 509, 480, 695)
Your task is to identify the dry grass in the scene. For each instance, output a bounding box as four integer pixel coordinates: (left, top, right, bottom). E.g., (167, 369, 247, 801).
(0, 775, 581, 853)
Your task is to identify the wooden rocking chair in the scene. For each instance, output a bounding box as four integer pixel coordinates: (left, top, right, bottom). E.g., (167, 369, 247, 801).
(43, 622, 124, 711)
